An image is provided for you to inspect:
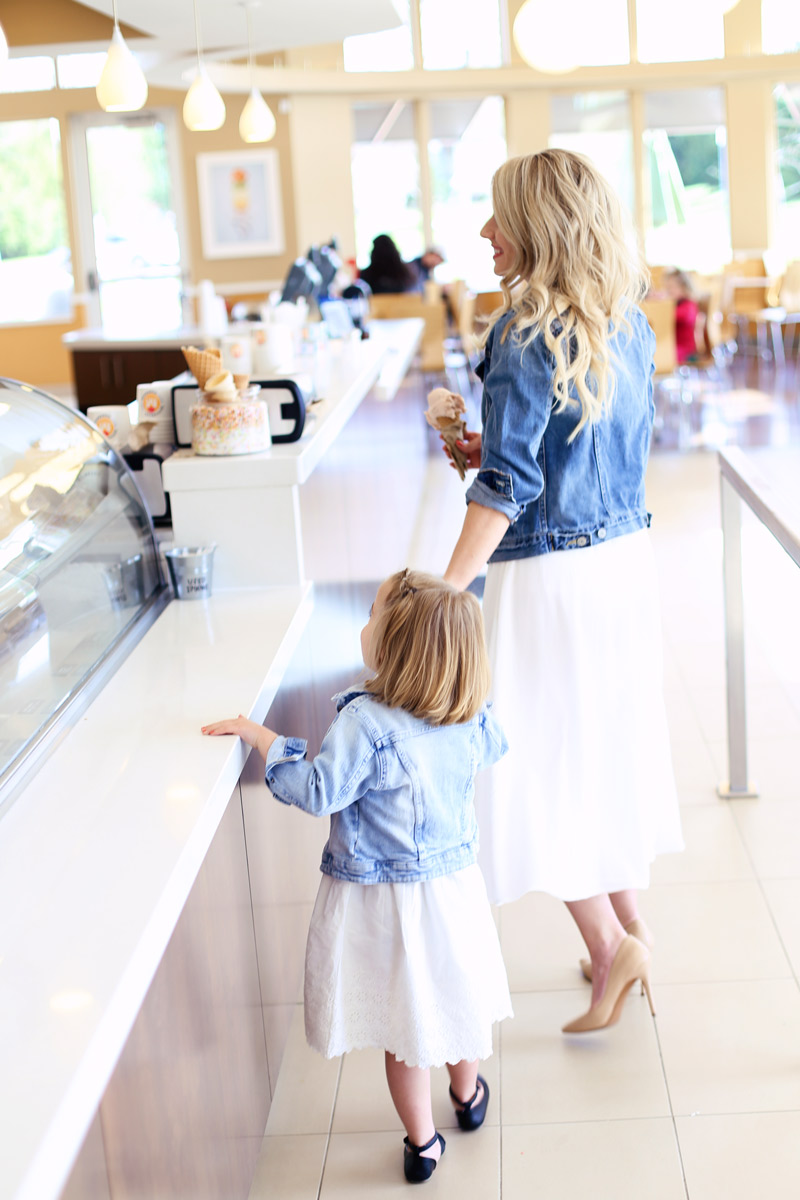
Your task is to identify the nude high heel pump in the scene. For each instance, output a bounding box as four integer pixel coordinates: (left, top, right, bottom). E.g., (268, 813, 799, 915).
(563, 935, 655, 1034)
(579, 918, 654, 983)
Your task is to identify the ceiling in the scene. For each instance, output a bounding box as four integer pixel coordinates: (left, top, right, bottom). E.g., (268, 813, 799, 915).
(8, 0, 404, 91)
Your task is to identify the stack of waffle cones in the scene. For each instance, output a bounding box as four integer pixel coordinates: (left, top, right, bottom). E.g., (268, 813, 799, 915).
(181, 345, 222, 390)
(424, 387, 469, 480)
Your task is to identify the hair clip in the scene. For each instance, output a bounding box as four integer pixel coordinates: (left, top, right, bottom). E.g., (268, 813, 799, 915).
(398, 568, 418, 598)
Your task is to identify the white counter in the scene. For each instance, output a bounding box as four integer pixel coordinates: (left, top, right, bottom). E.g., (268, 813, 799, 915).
(63, 326, 206, 352)
(162, 319, 424, 589)
(0, 586, 313, 1200)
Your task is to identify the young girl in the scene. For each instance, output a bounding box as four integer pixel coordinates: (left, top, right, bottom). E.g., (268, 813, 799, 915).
(202, 569, 512, 1185)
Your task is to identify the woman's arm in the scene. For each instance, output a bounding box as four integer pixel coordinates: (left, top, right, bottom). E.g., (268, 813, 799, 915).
(444, 501, 510, 591)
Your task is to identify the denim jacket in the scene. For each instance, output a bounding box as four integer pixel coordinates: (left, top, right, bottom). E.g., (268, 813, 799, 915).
(264, 687, 508, 884)
(465, 305, 656, 561)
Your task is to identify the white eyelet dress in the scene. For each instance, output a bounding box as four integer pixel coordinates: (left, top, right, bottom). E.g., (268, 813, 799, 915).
(303, 863, 513, 1069)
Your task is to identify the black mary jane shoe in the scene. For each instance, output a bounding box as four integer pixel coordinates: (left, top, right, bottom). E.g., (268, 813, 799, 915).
(449, 1074, 490, 1132)
(403, 1131, 445, 1183)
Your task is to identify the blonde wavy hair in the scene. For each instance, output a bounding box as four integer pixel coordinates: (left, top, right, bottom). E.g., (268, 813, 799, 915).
(487, 149, 648, 439)
(364, 569, 490, 727)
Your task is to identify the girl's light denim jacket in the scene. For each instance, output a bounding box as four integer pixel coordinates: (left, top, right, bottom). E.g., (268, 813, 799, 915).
(465, 305, 656, 561)
(264, 687, 508, 884)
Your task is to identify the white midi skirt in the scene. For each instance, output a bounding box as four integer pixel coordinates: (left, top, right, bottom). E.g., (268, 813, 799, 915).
(304, 864, 513, 1069)
(477, 529, 683, 906)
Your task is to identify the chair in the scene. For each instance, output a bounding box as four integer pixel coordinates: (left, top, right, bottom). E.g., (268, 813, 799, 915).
(369, 293, 446, 374)
(750, 260, 800, 370)
(721, 258, 777, 360)
(443, 290, 479, 399)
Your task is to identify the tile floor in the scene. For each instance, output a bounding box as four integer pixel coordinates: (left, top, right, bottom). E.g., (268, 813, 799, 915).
(244, 357, 800, 1199)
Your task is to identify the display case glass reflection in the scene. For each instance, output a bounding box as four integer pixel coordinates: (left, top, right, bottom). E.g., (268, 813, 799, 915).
(0, 379, 166, 796)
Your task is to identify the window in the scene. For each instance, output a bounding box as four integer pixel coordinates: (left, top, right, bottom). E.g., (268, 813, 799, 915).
(420, 0, 503, 69)
(0, 119, 74, 324)
(774, 83, 800, 263)
(763, 0, 800, 55)
(351, 103, 423, 266)
(428, 97, 506, 288)
(0, 56, 56, 94)
(636, 0, 724, 63)
(56, 52, 106, 89)
(343, 0, 414, 72)
(549, 93, 634, 220)
(642, 89, 730, 271)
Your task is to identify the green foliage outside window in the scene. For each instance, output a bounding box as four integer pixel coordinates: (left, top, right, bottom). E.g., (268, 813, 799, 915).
(0, 119, 68, 260)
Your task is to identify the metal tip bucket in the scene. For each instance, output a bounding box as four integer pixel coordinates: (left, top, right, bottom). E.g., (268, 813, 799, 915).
(164, 545, 216, 600)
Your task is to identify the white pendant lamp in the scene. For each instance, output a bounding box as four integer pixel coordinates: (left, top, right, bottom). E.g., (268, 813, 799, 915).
(183, 0, 226, 131)
(239, 2, 275, 142)
(96, 0, 148, 110)
(512, 0, 580, 74)
(0, 21, 9, 71)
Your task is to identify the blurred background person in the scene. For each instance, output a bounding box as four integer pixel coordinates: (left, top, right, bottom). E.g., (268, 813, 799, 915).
(358, 234, 418, 295)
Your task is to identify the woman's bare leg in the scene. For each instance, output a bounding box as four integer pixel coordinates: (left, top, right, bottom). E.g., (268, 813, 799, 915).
(565, 894, 627, 1006)
(384, 1053, 441, 1160)
(609, 889, 640, 929)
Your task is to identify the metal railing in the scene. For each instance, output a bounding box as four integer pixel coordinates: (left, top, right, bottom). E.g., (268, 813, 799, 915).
(718, 446, 800, 798)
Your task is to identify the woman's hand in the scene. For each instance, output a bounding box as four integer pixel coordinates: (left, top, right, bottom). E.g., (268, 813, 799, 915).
(442, 429, 481, 471)
(201, 715, 278, 762)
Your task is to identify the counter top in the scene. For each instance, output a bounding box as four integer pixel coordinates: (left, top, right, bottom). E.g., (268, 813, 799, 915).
(163, 319, 424, 492)
(0, 585, 313, 1200)
(63, 326, 206, 352)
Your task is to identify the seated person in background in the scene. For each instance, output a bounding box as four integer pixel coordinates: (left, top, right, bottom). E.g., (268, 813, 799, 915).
(409, 246, 446, 290)
(662, 268, 700, 364)
(358, 234, 418, 295)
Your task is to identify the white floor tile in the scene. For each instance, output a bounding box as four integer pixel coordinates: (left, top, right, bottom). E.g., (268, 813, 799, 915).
(502, 1119, 685, 1200)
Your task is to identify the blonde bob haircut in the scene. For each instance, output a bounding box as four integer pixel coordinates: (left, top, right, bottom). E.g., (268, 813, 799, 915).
(364, 569, 490, 727)
(487, 149, 648, 440)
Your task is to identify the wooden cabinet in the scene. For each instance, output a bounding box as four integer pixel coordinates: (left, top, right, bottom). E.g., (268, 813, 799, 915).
(71, 346, 188, 411)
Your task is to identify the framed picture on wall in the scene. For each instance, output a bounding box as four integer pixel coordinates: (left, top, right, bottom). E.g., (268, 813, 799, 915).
(196, 149, 285, 258)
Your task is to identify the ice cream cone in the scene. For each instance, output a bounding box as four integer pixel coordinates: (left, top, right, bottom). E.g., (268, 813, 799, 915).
(424, 387, 469, 480)
(437, 417, 469, 480)
(182, 345, 223, 390)
(233, 373, 250, 392)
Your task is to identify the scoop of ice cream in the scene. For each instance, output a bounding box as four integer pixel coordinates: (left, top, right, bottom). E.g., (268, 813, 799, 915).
(204, 370, 237, 402)
(424, 386, 466, 430)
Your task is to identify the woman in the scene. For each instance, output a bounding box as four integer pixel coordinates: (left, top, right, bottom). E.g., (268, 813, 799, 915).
(442, 150, 683, 1033)
(358, 234, 417, 295)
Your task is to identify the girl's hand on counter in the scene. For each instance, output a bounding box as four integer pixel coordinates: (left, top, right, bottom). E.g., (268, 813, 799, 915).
(201, 715, 278, 762)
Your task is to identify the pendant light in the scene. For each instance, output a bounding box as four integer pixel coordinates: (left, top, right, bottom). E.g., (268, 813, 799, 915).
(239, 2, 276, 143)
(183, 0, 226, 131)
(512, 0, 580, 73)
(96, 0, 148, 110)
(0, 20, 9, 72)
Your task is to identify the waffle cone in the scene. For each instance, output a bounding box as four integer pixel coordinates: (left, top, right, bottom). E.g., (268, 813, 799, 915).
(233, 373, 250, 391)
(439, 418, 468, 481)
(181, 345, 222, 389)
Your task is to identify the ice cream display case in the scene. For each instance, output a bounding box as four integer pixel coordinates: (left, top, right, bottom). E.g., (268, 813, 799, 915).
(0, 378, 169, 807)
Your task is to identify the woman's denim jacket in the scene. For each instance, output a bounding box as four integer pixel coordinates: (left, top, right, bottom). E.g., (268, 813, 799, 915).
(465, 305, 656, 561)
(264, 687, 507, 884)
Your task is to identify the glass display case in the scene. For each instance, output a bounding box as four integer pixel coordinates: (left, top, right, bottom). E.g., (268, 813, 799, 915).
(0, 378, 169, 805)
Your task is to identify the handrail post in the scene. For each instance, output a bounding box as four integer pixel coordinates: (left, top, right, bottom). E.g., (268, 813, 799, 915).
(717, 473, 759, 798)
